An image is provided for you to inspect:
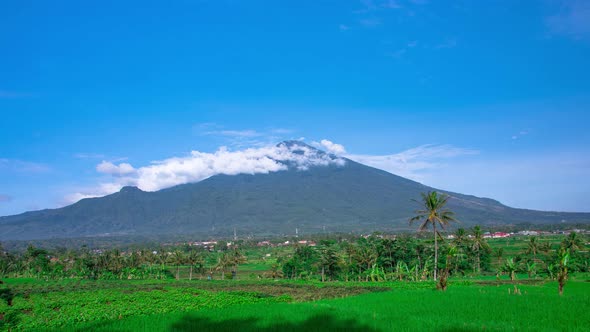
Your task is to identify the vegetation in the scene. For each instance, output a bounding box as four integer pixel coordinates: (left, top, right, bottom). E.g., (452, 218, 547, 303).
(1, 279, 589, 331)
(410, 191, 457, 280)
(1, 216, 588, 330)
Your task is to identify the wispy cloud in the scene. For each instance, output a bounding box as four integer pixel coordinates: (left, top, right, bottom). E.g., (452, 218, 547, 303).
(382, 0, 402, 9)
(345, 144, 479, 182)
(205, 129, 262, 138)
(0, 159, 50, 173)
(359, 17, 382, 27)
(355, 0, 404, 13)
(194, 123, 296, 148)
(387, 40, 419, 58)
(511, 129, 530, 140)
(270, 128, 295, 135)
(434, 38, 457, 49)
(66, 143, 346, 204)
(74, 153, 106, 159)
(0, 194, 12, 203)
(546, 0, 590, 41)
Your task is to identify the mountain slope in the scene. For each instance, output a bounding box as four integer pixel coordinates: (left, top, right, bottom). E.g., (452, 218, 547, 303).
(1, 142, 588, 240)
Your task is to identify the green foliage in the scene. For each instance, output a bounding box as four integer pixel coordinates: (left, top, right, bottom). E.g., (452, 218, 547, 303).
(31, 281, 590, 332)
(410, 191, 458, 281)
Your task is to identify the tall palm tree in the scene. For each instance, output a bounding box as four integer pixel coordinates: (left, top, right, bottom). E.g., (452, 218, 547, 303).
(562, 232, 583, 253)
(526, 236, 540, 263)
(229, 247, 247, 280)
(452, 228, 468, 274)
(186, 250, 204, 281)
(493, 247, 504, 267)
(471, 226, 489, 273)
(169, 250, 185, 280)
(214, 253, 230, 280)
(410, 191, 458, 281)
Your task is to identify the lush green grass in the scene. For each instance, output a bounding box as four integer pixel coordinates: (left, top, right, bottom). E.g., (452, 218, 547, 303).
(47, 281, 590, 332)
(2, 279, 588, 331)
(0, 279, 388, 331)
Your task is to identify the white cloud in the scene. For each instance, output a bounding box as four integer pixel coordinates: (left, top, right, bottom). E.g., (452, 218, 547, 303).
(66, 143, 345, 203)
(96, 161, 136, 176)
(345, 144, 478, 182)
(313, 139, 347, 155)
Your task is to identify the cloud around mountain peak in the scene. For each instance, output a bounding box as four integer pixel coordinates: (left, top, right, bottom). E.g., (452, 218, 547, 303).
(66, 141, 346, 204)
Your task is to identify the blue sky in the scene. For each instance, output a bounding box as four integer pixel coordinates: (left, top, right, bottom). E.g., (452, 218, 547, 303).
(1, 0, 589, 216)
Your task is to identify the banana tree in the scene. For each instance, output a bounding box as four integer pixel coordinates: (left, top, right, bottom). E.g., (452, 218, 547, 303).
(557, 248, 570, 296)
(503, 258, 517, 281)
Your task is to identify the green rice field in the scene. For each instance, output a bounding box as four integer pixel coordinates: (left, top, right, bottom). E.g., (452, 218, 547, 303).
(1, 277, 589, 331)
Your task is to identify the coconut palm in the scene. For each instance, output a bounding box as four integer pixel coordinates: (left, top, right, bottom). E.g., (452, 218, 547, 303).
(562, 232, 583, 253)
(215, 253, 232, 280)
(452, 228, 468, 274)
(493, 247, 504, 267)
(186, 250, 204, 281)
(410, 191, 458, 280)
(471, 226, 489, 273)
(526, 236, 541, 263)
(318, 245, 342, 282)
(266, 263, 283, 280)
(229, 247, 247, 280)
(169, 250, 185, 280)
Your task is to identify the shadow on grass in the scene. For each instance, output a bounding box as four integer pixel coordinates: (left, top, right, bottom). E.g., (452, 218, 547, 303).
(169, 312, 381, 332)
(61, 312, 381, 332)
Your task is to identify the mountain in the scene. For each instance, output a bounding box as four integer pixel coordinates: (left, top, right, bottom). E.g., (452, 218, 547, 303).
(1, 141, 589, 241)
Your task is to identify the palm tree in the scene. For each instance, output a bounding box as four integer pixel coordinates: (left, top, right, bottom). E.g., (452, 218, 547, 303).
(526, 236, 540, 263)
(452, 228, 468, 274)
(215, 253, 232, 280)
(186, 250, 204, 281)
(169, 250, 185, 280)
(229, 247, 247, 280)
(266, 263, 283, 280)
(471, 226, 489, 273)
(562, 232, 583, 253)
(410, 191, 458, 280)
(493, 247, 504, 267)
(318, 245, 341, 282)
(453, 228, 467, 247)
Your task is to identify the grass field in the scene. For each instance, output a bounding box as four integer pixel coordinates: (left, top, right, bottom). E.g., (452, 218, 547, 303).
(2, 277, 589, 331)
